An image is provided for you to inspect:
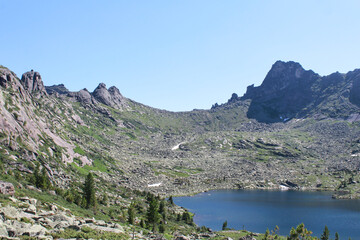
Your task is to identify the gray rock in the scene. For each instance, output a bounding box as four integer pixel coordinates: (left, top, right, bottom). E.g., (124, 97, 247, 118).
(71, 88, 94, 104)
(92, 83, 126, 109)
(0, 181, 15, 195)
(92, 83, 113, 106)
(25, 204, 36, 214)
(1, 206, 21, 220)
(29, 198, 37, 205)
(45, 84, 70, 95)
(0, 224, 8, 237)
(20, 70, 47, 96)
(95, 219, 107, 226)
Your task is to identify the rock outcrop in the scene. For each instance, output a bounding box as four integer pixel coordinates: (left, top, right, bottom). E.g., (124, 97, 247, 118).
(68, 88, 95, 105)
(349, 69, 360, 107)
(233, 61, 360, 122)
(45, 84, 70, 95)
(20, 70, 47, 96)
(241, 61, 319, 122)
(92, 83, 127, 109)
(0, 181, 15, 195)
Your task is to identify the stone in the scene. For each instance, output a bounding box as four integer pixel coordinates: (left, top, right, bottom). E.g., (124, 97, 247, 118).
(96, 219, 107, 226)
(0, 181, 15, 195)
(25, 205, 37, 214)
(67, 88, 94, 104)
(50, 204, 58, 212)
(175, 235, 189, 240)
(67, 225, 81, 231)
(0, 224, 8, 237)
(8, 197, 18, 203)
(20, 70, 47, 96)
(1, 206, 21, 220)
(29, 198, 37, 205)
(45, 84, 70, 95)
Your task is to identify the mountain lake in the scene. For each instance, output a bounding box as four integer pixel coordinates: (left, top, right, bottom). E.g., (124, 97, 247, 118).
(174, 189, 360, 239)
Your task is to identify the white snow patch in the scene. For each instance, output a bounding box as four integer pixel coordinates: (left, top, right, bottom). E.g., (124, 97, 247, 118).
(171, 142, 186, 151)
(148, 183, 162, 187)
(279, 185, 289, 191)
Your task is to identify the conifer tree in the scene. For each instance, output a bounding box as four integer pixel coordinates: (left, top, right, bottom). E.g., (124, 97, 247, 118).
(335, 232, 339, 240)
(146, 196, 160, 231)
(128, 203, 135, 225)
(168, 196, 174, 205)
(222, 220, 228, 230)
(321, 225, 329, 240)
(83, 172, 96, 209)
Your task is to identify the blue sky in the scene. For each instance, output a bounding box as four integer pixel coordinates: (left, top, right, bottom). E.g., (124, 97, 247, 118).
(1, 1, 360, 111)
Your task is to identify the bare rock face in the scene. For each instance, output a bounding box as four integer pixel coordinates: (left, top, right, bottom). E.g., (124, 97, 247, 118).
(20, 70, 47, 96)
(0, 181, 15, 195)
(242, 61, 319, 122)
(92, 83, 113, 106)
(109, 86, 126, 108)
(45, 84, 70, 95)
(68, 88, 94, 105)
(349, 69, 360, 107)
(92, 83, 127, 109)
(0, 67, 25, 97)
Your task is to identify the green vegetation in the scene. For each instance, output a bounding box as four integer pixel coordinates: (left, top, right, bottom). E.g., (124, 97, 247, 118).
(83, 172, 96, 209)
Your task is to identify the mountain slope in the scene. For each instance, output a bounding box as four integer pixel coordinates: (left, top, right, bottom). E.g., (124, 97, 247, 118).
(0, 62, 359, 200)
(215, 61, 360, 123)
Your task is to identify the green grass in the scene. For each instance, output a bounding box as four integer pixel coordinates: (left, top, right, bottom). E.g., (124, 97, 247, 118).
(74, 146, 86, 155)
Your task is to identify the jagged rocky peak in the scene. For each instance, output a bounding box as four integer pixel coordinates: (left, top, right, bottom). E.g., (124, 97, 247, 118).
(20, 70, 47, 96)
(244, 61, 319, 99)
(92, 83, 127, 109)
(67, 88, 94, 105)
(92, 83, 113, 106)
(240, 61, 321, 123)
(45, 84, 70, 95)
(0, 66, 19, 89)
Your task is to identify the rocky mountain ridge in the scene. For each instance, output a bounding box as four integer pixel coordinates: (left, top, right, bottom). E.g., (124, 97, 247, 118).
(0, 62, 359, 200)
(214, 61, 360, 123)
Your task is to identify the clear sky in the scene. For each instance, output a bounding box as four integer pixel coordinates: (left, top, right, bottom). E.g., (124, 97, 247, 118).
(1, 1, 360, 111)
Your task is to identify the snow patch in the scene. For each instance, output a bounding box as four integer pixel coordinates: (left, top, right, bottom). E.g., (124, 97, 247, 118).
(148, 183, 162, 187)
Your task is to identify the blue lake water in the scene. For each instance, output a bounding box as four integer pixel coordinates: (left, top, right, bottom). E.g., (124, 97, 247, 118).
(174, 189, 360, 239)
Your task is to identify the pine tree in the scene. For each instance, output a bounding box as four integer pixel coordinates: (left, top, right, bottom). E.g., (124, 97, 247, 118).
(159, 223, 165, 233)
(83, 173, 96, 209)
(146, 196, 160, 231)
(263, 228, 270, 240)
(222, 220, 228, 230)
(335, 232, 339, 240)
(128, 203, 135, 224)
(321, 225, 330, 240)
(168, 196, 174, 205)
(140, 219, 145, 228)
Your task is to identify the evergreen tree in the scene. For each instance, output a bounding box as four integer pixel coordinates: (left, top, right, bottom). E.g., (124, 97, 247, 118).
(288, 227, 298, 240)
(146, 196, 160, 230)
(263, 228, 270, 240)
(41, 167, 51, 189)
(335, 232, 339, 240)
(101, 192, 108, 206)
(222, 220, 228, 230)
(159, 200, 166, 221)
(140, 219, 145, 228)
(159, 223, 165, 233)
(321, 226, 330, 240)
(168, 196, 174, 205)
(83, 173, 96, 209)
(34, 163, 41, 188)
(128, 203, 135, 225)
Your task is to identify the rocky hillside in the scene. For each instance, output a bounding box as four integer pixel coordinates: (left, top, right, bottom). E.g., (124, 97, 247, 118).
(215, 61, 360, 123)
(0, 62, 360, 200)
